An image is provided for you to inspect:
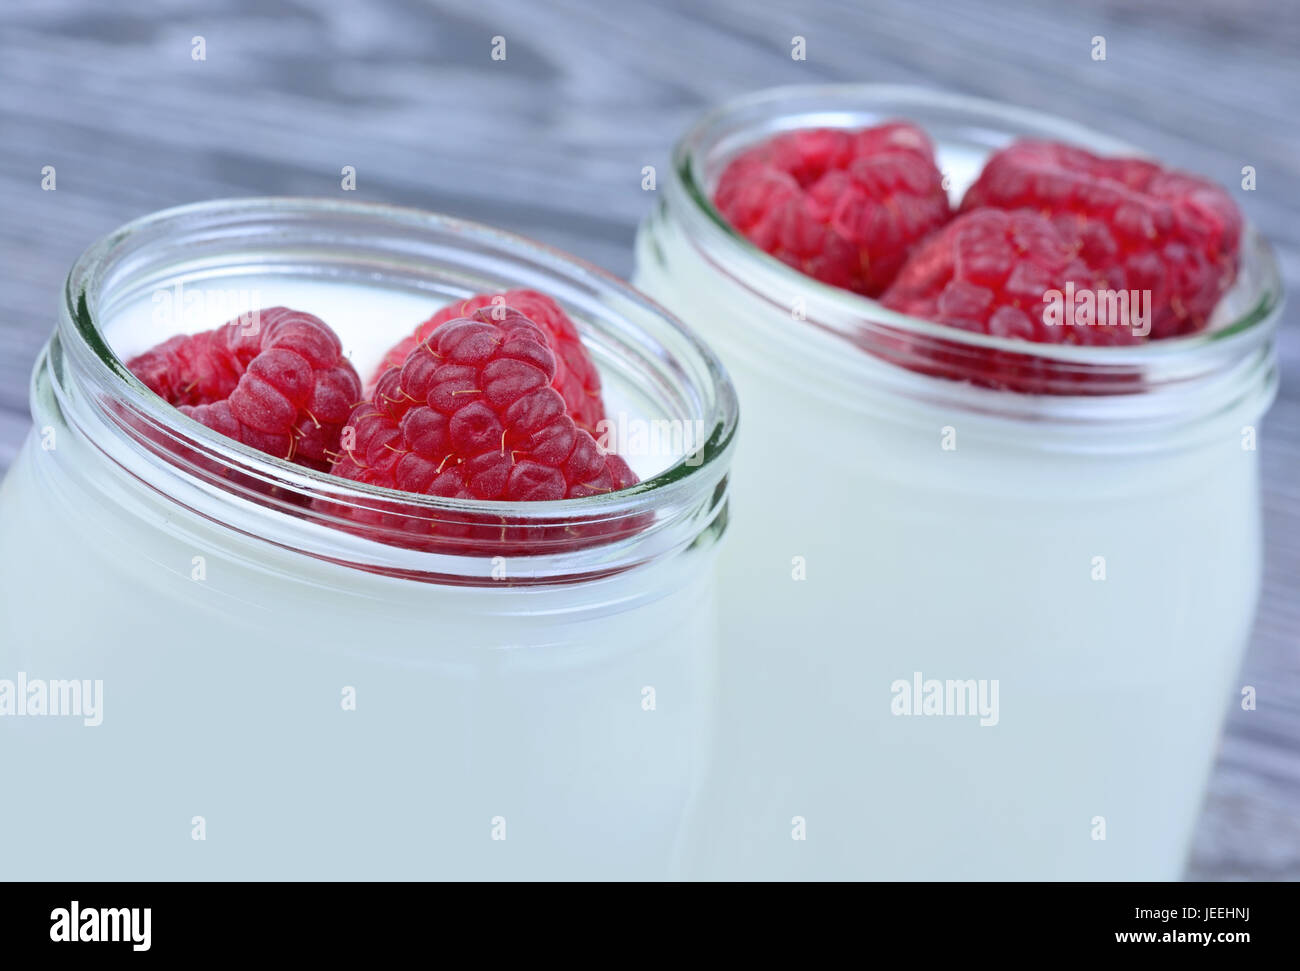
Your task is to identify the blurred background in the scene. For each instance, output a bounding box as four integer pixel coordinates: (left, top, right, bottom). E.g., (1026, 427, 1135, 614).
(0, 0, 1296, 878)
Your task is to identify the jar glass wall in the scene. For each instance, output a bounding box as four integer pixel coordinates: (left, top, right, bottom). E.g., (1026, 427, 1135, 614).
(0, 199, 738, 879)
(634, 86, 1281, 879)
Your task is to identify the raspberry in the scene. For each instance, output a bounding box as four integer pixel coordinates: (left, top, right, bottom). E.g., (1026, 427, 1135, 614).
(882, 208, 1142, 343)
(960, 140, 1242, 338)
(127, 307, 361, 471)
(713, 123, 952, 296)
(335, 307, 636, 503)
(880, 209, 1144, 392)
(370, 290, 605, 434)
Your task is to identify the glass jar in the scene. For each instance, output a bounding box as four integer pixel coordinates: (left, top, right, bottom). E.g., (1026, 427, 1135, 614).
(634, 86, 1282, 879)
(0, 198, 737, 880)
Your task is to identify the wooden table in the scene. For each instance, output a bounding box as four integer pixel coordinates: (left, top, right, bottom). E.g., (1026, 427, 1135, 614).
(1, 0, 1295, 878)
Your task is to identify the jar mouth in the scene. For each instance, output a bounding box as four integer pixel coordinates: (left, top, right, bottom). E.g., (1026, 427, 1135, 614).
(669, 84, 1282, 403)
(54, 198, 738, 583)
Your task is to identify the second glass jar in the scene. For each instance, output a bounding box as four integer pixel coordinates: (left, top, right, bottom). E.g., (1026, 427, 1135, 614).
(635, 85, 1282, 880)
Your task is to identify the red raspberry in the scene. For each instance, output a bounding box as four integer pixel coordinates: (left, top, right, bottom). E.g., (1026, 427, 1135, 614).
(127, 307, 361, 471)
(335, 307, 636, 503)
(882, 208, 1142, 343)
(961, 140, 1242, 338)
(880, 209, 1145, 392)
(370, 289, 605, 434)
(713, 123, 952, 296)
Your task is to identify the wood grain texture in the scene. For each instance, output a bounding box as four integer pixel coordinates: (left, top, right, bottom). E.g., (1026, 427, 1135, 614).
(0, 0, 1296, 879)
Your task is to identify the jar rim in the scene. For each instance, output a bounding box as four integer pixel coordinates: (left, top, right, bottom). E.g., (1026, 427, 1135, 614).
(54, 197, 739, 582)
(667, 83, 1283, 401)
